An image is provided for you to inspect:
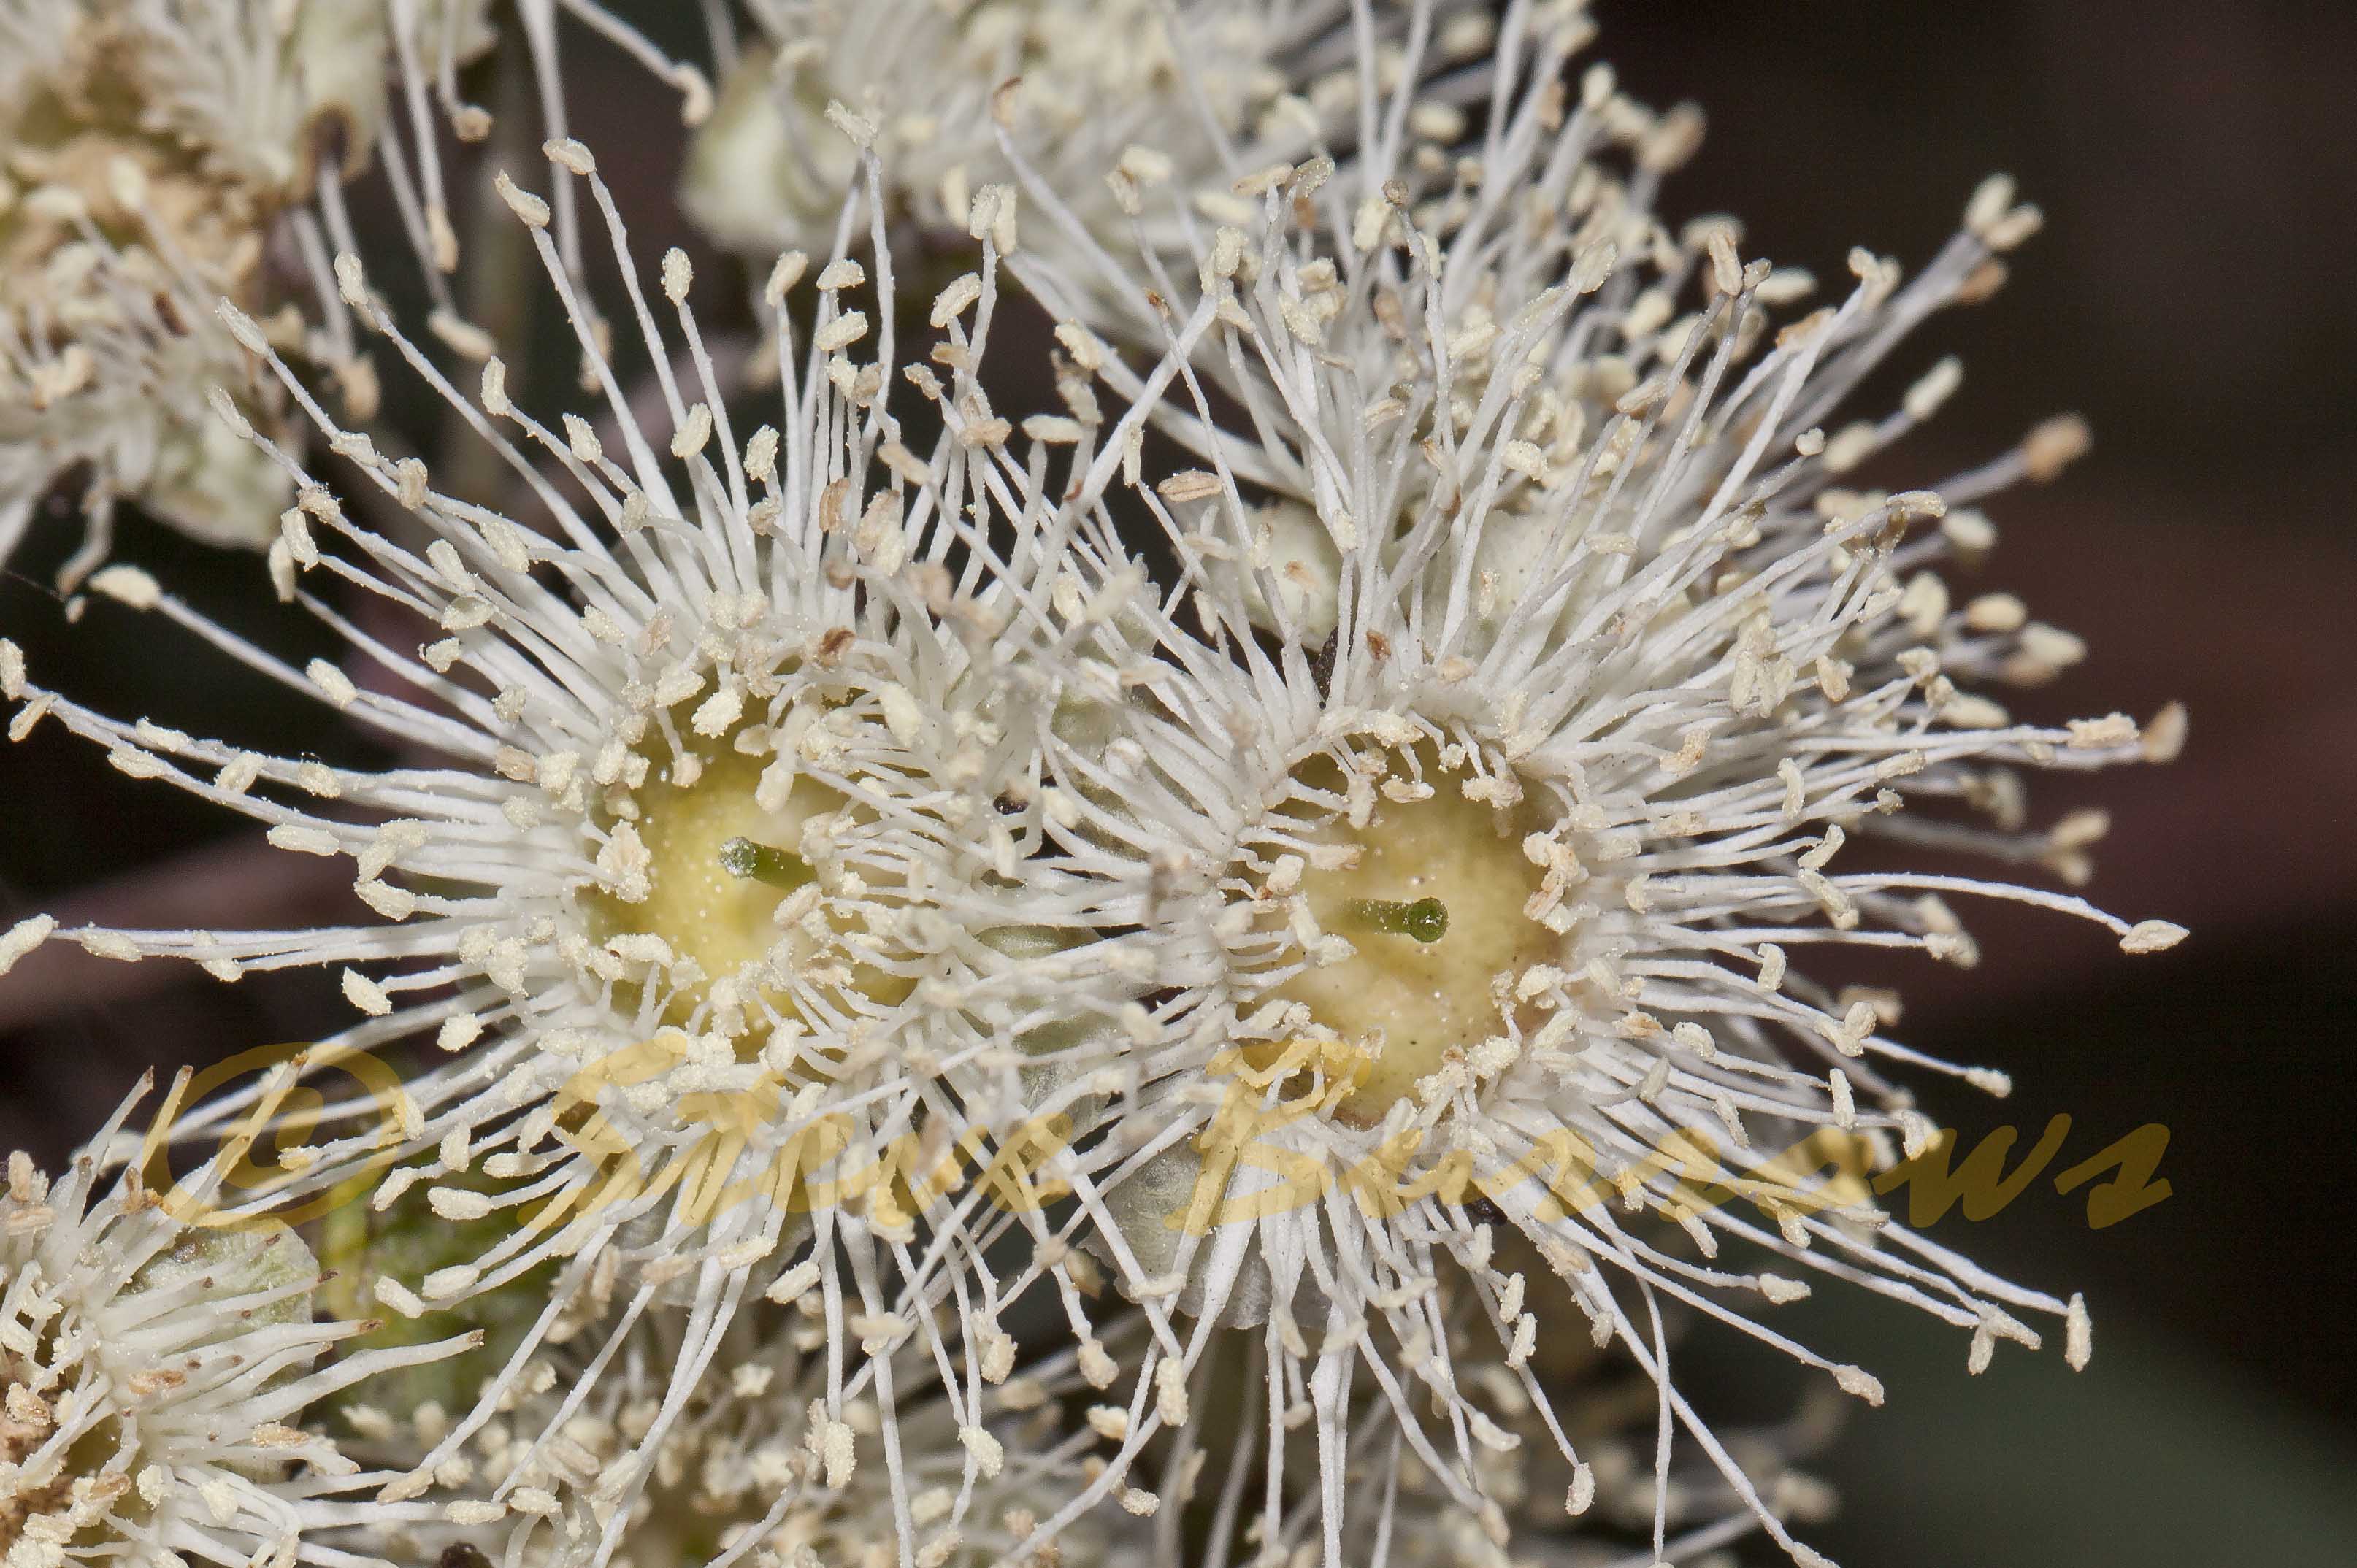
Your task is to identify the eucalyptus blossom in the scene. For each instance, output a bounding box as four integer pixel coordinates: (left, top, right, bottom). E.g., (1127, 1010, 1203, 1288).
(0, 0, 708, 583)
(959, 5, 2185, 1561)
(0, 1082, 468, 1568)
(0, 127, 1116, 1553)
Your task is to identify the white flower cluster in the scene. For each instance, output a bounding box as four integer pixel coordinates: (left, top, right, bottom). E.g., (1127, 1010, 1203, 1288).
(0, 4, 2185, 1567)
(0, 0, 705, 584)
(1, 1082, 472, 1568)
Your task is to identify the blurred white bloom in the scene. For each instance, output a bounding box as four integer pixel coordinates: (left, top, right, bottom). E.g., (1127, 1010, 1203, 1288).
(0, 1, 411, 193)
(681, 0, 1500, 277)
(1066, 1298, 1844, 1568)
(332, 1302, 1132, 1568)
(0, 0, 382, 579)
(974, 7, 2186, 1564)
(0, 225, 295, 574)
(0, 0, 708, 583)
(0, 1084, 467, 1568)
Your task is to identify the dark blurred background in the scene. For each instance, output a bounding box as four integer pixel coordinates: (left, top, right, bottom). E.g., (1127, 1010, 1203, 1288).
(1606, 7, 2357, 1562)
(2, 1, 2350, 1562)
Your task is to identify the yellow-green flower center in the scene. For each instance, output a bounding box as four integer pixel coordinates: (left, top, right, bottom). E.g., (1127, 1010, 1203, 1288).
(1260, 758, 1555, 1123)
(586, 748, 908, 1045)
